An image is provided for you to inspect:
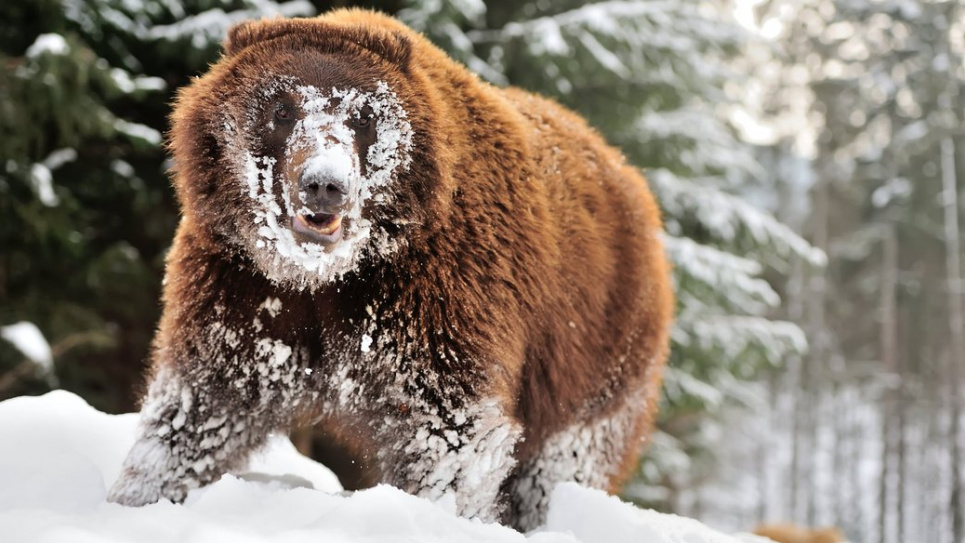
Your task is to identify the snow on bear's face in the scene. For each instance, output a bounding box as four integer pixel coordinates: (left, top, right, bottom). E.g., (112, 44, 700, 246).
(226, 73, 413, 289)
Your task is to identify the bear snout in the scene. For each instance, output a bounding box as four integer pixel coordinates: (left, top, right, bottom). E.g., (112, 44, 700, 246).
(299, 169, 350, 212)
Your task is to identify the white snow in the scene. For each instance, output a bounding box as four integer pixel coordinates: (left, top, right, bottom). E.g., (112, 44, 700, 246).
(0, 391, 761, 543)
(663, 234, 780, 314)
(29, 164, 59, 207)
(114, 118, 163, 146)
(576, 32, 629, 78)
(110, 68, 167, 94)
(27, 148, 77, 207)
(151, 1, 314, 47)
(0, 321, 53, 371)
(111, 159, 136, 178)
(651, 168, 827, 267)
(26, 33, 69, 57)
(257, 297, 283, 318)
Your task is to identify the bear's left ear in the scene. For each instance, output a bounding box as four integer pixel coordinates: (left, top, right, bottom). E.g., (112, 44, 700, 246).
(350, 29, 412, 75)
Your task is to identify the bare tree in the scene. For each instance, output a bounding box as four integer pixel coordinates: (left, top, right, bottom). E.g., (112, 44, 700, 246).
(940, 105, 964, 543)
(878, 224, 898, 543)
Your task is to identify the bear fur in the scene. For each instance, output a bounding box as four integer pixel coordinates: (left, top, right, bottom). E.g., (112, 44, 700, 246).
(107, 9, 674, 531)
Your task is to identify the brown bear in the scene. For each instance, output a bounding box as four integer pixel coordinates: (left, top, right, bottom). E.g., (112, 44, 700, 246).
(107, 9, 673, 531)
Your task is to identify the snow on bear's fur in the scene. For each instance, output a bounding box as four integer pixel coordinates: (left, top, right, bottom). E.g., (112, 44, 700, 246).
(107, 9, 674, 531)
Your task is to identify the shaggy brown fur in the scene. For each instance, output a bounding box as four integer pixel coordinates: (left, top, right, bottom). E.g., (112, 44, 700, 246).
(754, 524, 848, 543)
(108, 9, 673, 531)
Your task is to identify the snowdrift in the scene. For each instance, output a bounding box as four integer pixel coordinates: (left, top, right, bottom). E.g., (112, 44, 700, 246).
(0, 391, 764, 542)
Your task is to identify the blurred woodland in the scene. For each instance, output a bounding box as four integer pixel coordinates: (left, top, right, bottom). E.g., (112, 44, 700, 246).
(1, 1, 963, 542)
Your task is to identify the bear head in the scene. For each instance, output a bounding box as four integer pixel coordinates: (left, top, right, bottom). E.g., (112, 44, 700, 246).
(169, 14, 447, 290)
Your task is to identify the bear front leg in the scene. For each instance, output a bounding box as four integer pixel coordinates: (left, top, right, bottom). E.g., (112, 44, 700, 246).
(375, 389, 522, 522)
(107, 363, 284, 506)
(109, 274, 313, 505)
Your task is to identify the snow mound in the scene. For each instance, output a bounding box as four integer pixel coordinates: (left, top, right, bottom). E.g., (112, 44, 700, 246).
(0, 391, 755, 543)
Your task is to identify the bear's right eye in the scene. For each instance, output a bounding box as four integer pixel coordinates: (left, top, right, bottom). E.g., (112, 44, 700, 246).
(274, 103, 294, 123)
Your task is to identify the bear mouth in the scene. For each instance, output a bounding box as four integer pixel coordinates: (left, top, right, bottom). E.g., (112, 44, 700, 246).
(292, 213, 344, 244)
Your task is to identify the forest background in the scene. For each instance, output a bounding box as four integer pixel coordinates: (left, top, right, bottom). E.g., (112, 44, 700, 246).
(1, 1, 962, 542)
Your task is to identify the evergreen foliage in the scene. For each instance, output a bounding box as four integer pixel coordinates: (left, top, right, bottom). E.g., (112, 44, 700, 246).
(0, 0, 333, 408)
(674, 2, 965, 539)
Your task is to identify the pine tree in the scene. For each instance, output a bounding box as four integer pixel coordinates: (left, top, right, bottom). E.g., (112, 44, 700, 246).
(0, 0, 317, 410)
(685, 1, 965, 540)
(800, 3, 965, 540)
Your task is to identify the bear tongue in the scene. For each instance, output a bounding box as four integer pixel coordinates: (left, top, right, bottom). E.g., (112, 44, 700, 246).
(293, 213, 343, 240)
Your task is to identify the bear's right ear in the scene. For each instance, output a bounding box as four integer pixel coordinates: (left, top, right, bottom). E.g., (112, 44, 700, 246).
(224, 19, 294, 57)
(224, 18, 412, 73)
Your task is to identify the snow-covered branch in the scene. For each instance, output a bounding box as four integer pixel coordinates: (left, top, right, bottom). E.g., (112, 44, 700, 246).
(652, 169, 827, 266)
(672, 315, 808, 362)
(664, 235, 780, 314)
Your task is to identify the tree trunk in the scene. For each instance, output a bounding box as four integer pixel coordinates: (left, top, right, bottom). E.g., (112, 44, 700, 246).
(795, 166, 829, 525)
(878, 224, 898, 543)
(941, 128, 964, 543)
(896, 391, 907, 543)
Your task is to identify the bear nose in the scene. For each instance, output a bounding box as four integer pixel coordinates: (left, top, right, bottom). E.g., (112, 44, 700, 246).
(299, 171, 348, 210)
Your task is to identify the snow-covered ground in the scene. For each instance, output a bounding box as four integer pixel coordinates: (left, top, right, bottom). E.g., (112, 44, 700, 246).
(0, 391, 767, 543)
